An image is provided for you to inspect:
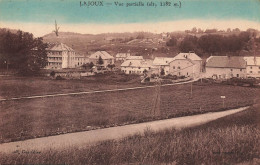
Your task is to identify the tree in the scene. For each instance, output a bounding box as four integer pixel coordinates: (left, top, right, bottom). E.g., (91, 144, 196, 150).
(160, 68, 165, 76)
(107, 64, 115, 70)
(97, 56, 104, 66)
(166, 37, 177, 47)
(0, 30, 47, 75)
(191, 27, 197, 33)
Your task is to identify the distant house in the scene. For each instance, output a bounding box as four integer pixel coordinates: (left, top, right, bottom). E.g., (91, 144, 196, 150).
(115, 53, 130, 61)
(205, 56, 247, 79)
(45, 43, 76, 69)
(74, 54, 90, 67)
(89, 51, 114, 67)
(169, 52, 202, 77)
(121, 60, 152, 75)
(125, 56, 144, 61)
(244, 56, 260, 78)
(152, 57, 175, 75)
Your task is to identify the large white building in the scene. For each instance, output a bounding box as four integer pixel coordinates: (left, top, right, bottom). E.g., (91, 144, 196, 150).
(205, 56, 247, 79)
(45, 43, 89, 69)
(244, 56, 260, 78)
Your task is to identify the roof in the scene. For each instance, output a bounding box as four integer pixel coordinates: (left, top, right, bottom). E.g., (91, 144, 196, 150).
(243, 56, 260, 66)
(89, 51, 114, 60)
(47, 43, 74, 51)
(206, 56, 246, 69)
(125, 56, 143, 60)
(153, 57, 175, 66)
(121, 60, 152, 68)
(116, 53, 130, 58)
(174, 53, 202, 61)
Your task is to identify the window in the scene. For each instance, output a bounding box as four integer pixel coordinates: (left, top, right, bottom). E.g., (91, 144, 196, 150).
(230, 69, 233, 71)
(250, 66, 253, 69)
(259, 66, 260, 69)
(237, 74, 239, 77)
(240, 69, 242, 72)
(173, 66, 175, 69)
(177, 66, 181, 69)
(187, 72, 189, 75)
(250, 71, 253, 73)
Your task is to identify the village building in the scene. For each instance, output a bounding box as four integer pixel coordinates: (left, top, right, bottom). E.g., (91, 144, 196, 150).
(89, 51, 114, 67)
(45, 43, 90, 69)
(125, 56, 144, 61)
(205, 56, 247, 79)
(121, 59, 152, 75)
(45, 43, 76, 69)
(115, 53, 131, 61)
(152, 57, 175, 75)
(243, 56, 260, 78)
(74, 54, 90, 67)
(168, 52, 202, 77)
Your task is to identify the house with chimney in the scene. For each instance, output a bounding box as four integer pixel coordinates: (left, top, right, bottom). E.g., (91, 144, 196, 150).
(168, 52, 202, 78)
(205, 56, 247, 79)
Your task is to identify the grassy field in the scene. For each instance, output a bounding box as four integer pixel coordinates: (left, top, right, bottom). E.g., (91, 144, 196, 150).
(0, 76, 259, 143)
(0, 73, 141, 99)
(0, 104, 259, 165)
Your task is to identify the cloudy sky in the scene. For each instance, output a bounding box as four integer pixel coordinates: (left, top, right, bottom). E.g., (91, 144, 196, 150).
(0, 0, 259, 37)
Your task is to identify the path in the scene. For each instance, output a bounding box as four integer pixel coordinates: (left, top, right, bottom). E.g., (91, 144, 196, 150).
(0, 106, 248, 154)
(0, 79, 199, 102)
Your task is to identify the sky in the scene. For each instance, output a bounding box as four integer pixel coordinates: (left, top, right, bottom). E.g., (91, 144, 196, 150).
(0, 0, 259, 37)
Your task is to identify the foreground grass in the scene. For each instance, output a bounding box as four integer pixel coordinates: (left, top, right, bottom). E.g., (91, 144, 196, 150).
(0, 80, 259, 143)
(1, 105, 259, 165)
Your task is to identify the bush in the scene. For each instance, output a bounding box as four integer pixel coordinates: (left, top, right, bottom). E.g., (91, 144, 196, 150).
(50, 71, 56, 77)
(55, 75, 64, 80)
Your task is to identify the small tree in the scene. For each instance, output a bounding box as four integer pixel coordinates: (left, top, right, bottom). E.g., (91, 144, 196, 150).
(160, 68, 165, 76)
(97, 56, 104, 66)
(50, 71, 56, 77)
(107, 64, 115, 70)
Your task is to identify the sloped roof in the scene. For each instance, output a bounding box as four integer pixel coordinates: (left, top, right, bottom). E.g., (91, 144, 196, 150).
(206, 56, 246, 68)
(153, 57, 175, 66)
(89, 51, 114, 60)
(116, 53, 130, 58)
(126, 56, 143, 60)
(47, 43, 74, 51)
(174, 53, 202, 61)
(244, 56, 260, 66)
(121, 60, 152, 68)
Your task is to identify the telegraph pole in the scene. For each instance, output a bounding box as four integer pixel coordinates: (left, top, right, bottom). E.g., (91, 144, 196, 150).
(152, 78, 161, 117)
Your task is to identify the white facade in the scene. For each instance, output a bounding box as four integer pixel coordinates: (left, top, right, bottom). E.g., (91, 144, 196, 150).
(206, 67, 246, 79)
(121, 60, 152, 75)
(244, 56, 260, 78)
(89, 51, 114, 67)
(46, 43, 77, 69)
(205, 56, 247, 79)
(169, 59, 196, 77)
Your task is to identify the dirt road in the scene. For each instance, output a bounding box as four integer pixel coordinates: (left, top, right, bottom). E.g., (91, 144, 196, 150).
(0, 106, 249, 154)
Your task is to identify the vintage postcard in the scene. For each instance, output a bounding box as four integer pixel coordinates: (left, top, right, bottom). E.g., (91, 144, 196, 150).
(0, 0, 259, 164)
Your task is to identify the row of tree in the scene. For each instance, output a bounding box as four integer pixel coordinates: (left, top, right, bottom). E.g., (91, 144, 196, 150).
(0, 29, 48, 75)
(167, 31, 257, 56)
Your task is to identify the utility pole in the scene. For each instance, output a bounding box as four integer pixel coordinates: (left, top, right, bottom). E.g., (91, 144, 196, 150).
(152, 78, 161, 117)
(190, 81, 193, 98)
